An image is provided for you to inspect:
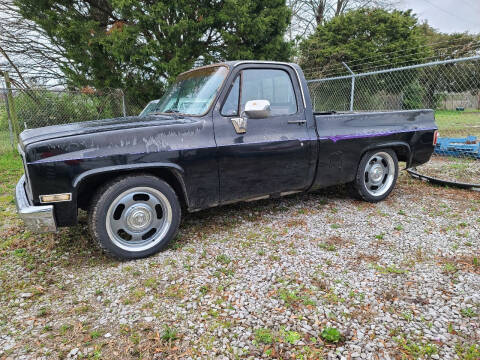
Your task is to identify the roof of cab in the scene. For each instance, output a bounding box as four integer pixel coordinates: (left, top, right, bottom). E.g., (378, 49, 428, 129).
(178, 60, 297, 77)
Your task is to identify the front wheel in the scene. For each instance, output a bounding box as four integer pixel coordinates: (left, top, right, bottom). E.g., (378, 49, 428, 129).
(349, 149, 398, 203)
(89, 174, 181, 260)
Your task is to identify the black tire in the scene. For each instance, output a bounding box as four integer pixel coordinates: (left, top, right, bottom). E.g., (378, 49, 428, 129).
(88, 174, 181, 260)
(349, 149, 398, 203)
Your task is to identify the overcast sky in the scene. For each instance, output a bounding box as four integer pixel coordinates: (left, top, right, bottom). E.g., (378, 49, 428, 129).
(398, 0, 480, 34)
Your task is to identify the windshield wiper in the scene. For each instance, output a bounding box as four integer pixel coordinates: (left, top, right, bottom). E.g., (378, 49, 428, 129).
(149, 109, 182, 116)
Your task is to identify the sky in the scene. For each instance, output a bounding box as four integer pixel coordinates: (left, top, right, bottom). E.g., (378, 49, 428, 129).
(399, 0, 480, 34)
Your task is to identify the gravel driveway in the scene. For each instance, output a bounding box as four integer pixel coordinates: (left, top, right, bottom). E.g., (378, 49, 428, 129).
(1, 171, 479, 359)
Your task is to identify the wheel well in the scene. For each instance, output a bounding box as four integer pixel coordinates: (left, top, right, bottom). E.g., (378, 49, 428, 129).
(361, 144, 410, 163)
(390, 145, 410, 163)
(76, 168, 188, 211)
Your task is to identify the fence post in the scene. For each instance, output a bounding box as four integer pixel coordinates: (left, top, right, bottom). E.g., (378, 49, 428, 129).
(2, 89, 16, 150)
(342, 62, 355, 112)
(121, 89, 127, 117)
(3, 72, 20, 137)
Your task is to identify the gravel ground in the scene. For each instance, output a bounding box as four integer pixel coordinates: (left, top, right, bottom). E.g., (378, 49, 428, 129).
(414, 156, 480, 185)
(1, 171, 479, 359)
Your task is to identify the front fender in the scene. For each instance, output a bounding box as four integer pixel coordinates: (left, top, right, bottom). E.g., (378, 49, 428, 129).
(72, 162, 184, 188)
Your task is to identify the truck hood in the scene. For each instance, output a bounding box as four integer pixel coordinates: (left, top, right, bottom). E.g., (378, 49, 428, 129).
(19, 115, 192, 149)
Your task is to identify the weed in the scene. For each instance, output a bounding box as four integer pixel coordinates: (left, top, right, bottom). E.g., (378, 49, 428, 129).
(216, 254, 231, 265)
(161, 325, 178, 342)
(330, 223, 340, 229)
(460, 308, 477, 318)
(373, 263, 406, 274)
(455, 343, 480, 360)
(90, 330, 101, 339)
(37, 307, 49, 317)
(143, 277, 157, 288)
(319, 242, 336, 251)
(199, 285, 210, 295)
(395, 336, 437, 358)
(301, 296, 316, 306)
(320, 327, 341, 343)
(285, 331, 301, 344)
(443, 263, 457, 273)
(401, 311, 413, 321)
(278, 288, 299, 306)
(254, 328, 274, 344)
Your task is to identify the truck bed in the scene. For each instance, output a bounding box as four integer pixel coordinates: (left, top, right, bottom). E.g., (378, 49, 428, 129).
(311, 109, 437, 189)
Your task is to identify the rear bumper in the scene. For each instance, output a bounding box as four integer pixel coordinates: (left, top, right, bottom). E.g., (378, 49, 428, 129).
(15, 175, 57, 233)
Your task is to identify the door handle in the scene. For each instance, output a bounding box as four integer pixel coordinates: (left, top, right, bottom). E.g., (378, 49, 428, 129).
(287, 120, 306, 125)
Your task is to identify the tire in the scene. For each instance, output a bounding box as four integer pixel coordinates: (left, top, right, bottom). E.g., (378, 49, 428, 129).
(88, 174, 181, 260)
(349, 149, 398, 203)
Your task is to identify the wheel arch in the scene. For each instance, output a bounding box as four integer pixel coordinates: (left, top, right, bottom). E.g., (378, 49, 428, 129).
(74, 163, 189, 211)
(359, 141, 411, 167)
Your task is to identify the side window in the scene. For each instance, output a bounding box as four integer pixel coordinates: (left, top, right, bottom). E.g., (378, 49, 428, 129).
(241, 69, 297, 116)
(221, 75, 240, 116)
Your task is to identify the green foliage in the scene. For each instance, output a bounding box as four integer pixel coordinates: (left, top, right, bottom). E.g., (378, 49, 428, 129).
(402, 80, 426, 110)
(460, 308, 477, 318)
(215, 254, 231, 265)
(455, 343, 480, 360)
(394, 336, 438, 358)
(15, 0, 292, 103)
(300, 9, 429, 78)
(161, 325, 178, 342)
(254, 328, 274, 344)
(284, 331, 301, 344)
(320, 327, 341, 343)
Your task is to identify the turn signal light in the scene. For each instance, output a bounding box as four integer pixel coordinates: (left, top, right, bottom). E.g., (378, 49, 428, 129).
(40, 193, 72, 203)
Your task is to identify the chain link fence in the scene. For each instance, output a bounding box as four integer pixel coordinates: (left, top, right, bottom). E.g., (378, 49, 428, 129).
(307, 56, 480, 186)
(0, 88, 146, 154)
(2, 58, 480, 186)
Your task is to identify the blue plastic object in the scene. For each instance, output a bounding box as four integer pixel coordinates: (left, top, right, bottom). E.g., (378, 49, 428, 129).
(435, 136, 480, 158)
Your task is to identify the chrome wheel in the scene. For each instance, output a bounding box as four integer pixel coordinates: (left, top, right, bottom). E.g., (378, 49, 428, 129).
(363, 152, 395, 197)
(106, 187, 172, 252)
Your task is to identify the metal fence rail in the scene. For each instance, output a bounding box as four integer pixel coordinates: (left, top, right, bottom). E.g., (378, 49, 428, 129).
(308, 56, 480, 185)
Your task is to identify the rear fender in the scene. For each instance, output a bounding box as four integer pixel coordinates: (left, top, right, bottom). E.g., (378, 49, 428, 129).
(360, 141, 412, 168)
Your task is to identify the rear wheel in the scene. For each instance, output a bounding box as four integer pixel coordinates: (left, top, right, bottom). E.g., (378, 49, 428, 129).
(89, 175, 181, 259)
(349, 149, 398, 202)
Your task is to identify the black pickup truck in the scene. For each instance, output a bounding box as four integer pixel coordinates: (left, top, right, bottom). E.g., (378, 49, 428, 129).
(15, 61, 437, 259)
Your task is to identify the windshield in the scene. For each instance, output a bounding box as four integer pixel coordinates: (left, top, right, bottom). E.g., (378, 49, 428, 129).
(141, 66, 228, 116)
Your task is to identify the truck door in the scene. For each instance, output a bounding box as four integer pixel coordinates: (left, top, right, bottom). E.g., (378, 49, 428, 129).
(213, 64, 313, 203)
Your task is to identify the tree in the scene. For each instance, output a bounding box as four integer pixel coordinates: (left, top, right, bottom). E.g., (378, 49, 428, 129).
(287, 0, 397, 41)
(417, 24, 480, 108)
(299, 8, 430, 78)
(13, 0, 292, 102)
(0, 0, 65, 88)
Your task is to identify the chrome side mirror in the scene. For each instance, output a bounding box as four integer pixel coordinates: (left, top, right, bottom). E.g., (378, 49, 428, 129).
(244, 100, 271, 119)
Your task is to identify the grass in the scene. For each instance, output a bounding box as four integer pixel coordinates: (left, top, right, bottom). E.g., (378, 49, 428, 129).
(161, 325, 178, 342)
(435, 109, 480, 137)
(0, 131, 15, 154)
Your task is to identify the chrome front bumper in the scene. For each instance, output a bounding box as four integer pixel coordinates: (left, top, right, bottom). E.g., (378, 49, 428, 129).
(15, 175, 57, 233)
